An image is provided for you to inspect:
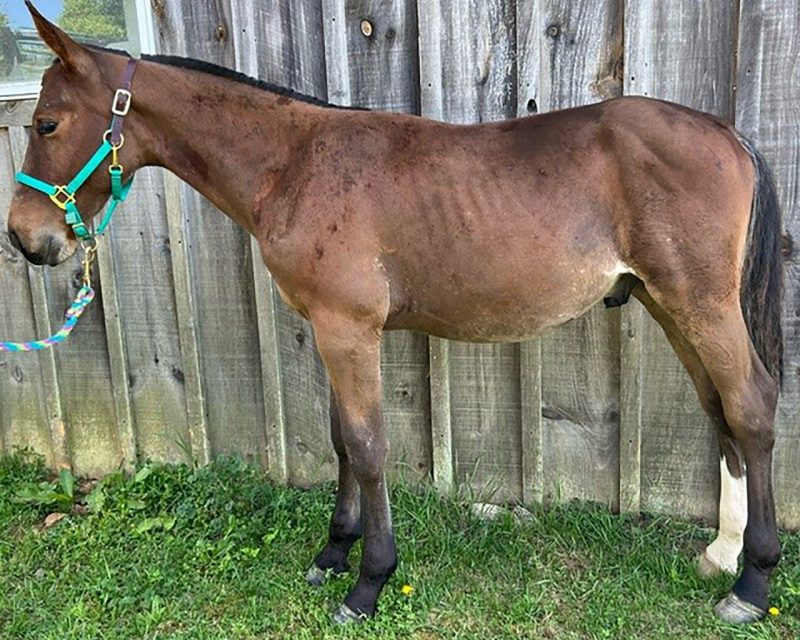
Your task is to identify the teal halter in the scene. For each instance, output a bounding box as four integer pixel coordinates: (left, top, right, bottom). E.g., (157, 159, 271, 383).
(15, 59, 139, 241)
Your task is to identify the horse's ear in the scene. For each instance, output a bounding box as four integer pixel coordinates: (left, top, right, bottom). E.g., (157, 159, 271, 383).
(26, 1, 93, 73)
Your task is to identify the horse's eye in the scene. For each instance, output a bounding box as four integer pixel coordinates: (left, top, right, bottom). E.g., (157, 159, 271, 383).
(36, 121, 58, 136)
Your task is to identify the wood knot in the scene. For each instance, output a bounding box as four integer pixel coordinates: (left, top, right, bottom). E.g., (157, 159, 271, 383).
(360, 19, 374, 38)
(781, 233, 793, 259)
(150, 0, 166, 21)
(215, 24, 227, 43)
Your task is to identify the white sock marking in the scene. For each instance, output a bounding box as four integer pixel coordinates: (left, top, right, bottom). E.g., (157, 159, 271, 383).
(705, 455, 747, 574)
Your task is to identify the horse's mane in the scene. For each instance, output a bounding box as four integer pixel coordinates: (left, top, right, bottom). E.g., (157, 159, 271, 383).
(85, 45, 364, 111)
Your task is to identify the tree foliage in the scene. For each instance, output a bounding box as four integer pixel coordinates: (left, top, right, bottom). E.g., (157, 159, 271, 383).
(59, 0, 126, 43)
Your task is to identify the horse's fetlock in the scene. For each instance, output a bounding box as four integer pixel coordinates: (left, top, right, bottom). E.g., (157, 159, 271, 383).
(754, 540, 781, 570)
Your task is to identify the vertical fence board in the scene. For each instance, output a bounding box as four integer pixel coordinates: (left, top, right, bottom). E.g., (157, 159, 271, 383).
(736, 0, 800, 529)
(7, 127, 69, 469)
(414, 1, 451, 494)
(0, 128, 54, 463)
(156, 0, 268, 467)
(232, 0, 330, 485)
(323, 0, 432, 485)
(517, 0, 623, 507)
(231, 0, 289, 481)
(625, 0, 739, 522)
(619, 302, 643, 512)
(164, 174, 210, 465)
(95, 229, 136, 470)
(108, 168, 189, 465)
(419, 0, 521, 502)
(519, 337, 543, 504)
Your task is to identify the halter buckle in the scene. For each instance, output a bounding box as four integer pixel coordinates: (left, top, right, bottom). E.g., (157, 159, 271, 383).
(49, 185, 76, 210)
(111, 88, 132, 116)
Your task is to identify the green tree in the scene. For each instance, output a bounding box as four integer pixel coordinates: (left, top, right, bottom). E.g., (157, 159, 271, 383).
(0, 10, 13, 76)
(59, 0, 126, 43)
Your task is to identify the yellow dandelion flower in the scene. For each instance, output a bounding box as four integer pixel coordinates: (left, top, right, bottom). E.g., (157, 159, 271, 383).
(401, 584, 414, 596)
(768, 606, 780, 617)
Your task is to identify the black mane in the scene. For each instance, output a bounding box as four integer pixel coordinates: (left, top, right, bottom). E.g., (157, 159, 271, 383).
(83, 45, 362, 110)
(143, 53, 364, 111)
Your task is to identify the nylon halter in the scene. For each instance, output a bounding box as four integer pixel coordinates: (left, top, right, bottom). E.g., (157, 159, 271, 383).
(15, 58, 139, 241)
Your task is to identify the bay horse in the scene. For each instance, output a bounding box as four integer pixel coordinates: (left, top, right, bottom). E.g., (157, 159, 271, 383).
(7, 3, 782, 625)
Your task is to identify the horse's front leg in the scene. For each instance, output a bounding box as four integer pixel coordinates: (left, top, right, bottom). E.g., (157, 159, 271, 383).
(306, 388, 362, 585)
(310, 310, 396, 622)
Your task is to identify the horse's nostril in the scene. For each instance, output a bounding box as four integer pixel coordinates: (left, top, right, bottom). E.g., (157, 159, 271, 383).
(7, 229, 23, 252)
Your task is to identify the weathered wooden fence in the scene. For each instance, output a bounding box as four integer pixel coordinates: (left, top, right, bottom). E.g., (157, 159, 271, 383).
(0, 1, 797, 528)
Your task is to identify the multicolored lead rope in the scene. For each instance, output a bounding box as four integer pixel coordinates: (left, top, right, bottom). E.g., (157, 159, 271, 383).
(0, 284, 95, 352)
(0, 242, 98, 352)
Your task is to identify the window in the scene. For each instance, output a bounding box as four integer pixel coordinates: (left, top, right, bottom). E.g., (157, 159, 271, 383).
(0, 0, 155, 99)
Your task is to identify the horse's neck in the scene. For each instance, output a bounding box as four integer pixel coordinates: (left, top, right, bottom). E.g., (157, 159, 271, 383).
(134, 60, 318, 233)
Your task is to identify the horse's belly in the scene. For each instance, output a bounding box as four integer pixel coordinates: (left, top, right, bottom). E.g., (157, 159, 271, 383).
(386, 258, 632, 342)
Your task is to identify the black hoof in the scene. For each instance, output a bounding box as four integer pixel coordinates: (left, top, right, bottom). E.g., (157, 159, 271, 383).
(331, 603, 368, 625)
(714, 592, 767, 624)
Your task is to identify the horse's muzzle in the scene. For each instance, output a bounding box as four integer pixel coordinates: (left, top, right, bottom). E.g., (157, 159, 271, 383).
(7, 229, 63, 266)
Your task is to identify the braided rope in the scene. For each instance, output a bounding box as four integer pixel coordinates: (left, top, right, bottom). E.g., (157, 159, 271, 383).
(0, 285, 95, 352)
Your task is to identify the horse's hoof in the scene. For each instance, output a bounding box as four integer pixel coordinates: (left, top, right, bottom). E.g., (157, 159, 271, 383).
(305, 564, 328, 587)
(714, 593, 766, 624)
(331, 603, 368, 625)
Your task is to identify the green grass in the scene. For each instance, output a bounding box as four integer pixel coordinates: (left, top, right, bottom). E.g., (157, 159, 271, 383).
(0, 451, 797, 639)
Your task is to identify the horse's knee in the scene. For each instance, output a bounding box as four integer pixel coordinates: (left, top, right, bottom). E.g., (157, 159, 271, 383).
(341, 421, 388, 482)
(721, 373, 777, 450)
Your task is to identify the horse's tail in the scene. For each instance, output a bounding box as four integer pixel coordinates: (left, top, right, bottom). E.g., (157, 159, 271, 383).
(737, 135, 783, 382)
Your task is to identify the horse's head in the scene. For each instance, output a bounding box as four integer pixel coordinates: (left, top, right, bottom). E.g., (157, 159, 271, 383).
(8, 2, 145, 265)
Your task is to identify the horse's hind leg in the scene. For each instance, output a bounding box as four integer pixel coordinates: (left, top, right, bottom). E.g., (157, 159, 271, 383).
(306, 388, 362, 586)
(634, 286, 747, 577)
(642, 289, 779, 622)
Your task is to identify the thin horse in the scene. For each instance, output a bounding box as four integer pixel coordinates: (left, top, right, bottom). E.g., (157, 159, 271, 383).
(7, 4, 782, 625)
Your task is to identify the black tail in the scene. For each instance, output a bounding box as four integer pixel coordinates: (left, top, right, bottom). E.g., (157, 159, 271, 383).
(738, 136, 784, 382)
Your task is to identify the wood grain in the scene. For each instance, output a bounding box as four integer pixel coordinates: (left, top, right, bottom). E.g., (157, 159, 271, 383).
(0, 128, 54, 464)
(107, 168, 190, 466)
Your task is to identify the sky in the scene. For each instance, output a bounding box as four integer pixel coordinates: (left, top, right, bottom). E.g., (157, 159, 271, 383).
(5, 1, 63, 28)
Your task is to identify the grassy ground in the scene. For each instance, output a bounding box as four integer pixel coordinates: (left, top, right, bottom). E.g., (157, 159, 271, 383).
(0, 452, 797, 639)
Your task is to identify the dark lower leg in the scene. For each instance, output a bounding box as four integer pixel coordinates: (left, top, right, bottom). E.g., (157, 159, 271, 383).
(313, 391, 362, 575)
(344, 472, 397, 616)
(732, 448, 780, 610)
(716, 355, 780, 613)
